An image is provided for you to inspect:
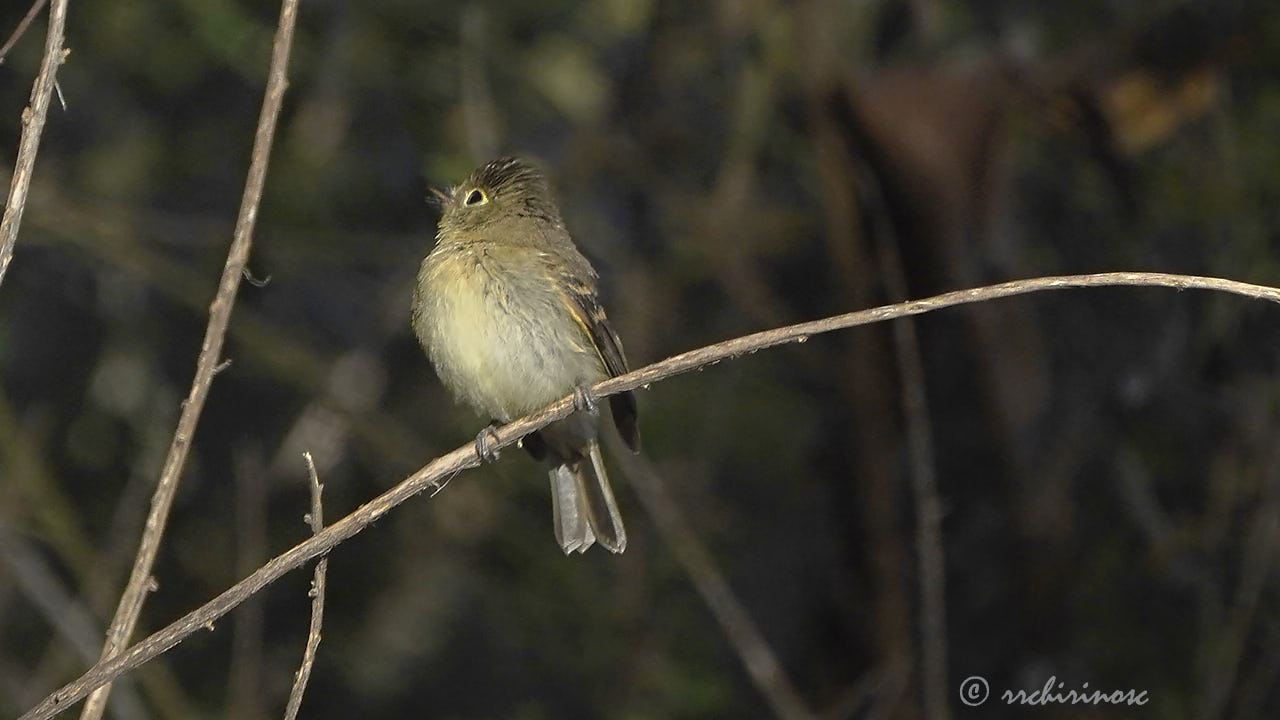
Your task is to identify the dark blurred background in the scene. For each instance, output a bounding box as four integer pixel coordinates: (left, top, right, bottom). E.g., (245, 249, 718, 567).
(2, 0, 1279, 718)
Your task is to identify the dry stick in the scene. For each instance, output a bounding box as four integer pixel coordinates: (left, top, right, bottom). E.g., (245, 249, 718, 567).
(0, 0, 66, 288)
(20, 271, 1280, 720)
(460, 3, 499, 162)
(76, 0, 301, 718)
(1198, 484, 1280, 719)
(887, 308, 950, 720)
(877, 296, 949, 718)
(867, 191, 950, 720)
(614, 444, 816, 720)
(226, 448, 268, 720)
(282, 453, 327, 720)
(0, 0, 50, 64)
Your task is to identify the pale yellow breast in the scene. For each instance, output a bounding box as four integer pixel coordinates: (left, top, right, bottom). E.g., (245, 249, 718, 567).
(417, 243, 606, 421)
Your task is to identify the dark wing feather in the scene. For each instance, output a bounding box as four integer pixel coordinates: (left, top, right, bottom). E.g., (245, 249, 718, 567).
(558, 274, 641, 452)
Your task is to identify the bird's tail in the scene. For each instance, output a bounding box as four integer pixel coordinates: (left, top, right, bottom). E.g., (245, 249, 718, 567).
(548, 439, 626, 554)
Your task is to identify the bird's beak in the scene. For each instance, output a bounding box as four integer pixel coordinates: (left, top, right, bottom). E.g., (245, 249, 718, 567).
(427, 185, 452, 209)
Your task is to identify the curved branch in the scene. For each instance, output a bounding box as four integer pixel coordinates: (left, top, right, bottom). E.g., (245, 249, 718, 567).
(282, 453, 327, 720)
(77, 0, 302, 718)
(613, 442, 816, 720)
(0, 0, 66, 288)
(20, 271, 1280, 720)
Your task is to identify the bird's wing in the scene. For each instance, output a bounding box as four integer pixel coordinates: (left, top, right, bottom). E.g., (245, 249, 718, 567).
(559, 275, 629, 379)
(552, 265, 641, 452)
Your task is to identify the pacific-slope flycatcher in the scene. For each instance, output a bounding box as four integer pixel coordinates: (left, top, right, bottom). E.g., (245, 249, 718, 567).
(412, 157, 640, 554)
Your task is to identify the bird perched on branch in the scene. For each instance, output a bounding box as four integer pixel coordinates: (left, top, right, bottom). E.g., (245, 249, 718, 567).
(412, 157, 640, 554)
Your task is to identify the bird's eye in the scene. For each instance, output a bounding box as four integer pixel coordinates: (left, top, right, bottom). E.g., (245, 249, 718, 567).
(464, 188, 488, 206)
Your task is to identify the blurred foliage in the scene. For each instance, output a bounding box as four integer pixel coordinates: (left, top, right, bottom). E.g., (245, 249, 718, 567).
(2, 0, 1279, 718)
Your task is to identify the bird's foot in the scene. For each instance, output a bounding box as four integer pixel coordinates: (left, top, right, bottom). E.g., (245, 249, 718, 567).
(474, 424, 502, 463)
(572, 384, 598, 415)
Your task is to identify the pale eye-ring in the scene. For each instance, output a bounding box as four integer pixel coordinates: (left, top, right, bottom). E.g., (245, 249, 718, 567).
(464, 188, 488, 206)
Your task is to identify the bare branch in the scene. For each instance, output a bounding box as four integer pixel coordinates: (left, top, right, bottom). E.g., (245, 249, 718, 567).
(20, 271, 1280, 720)
(866, 172, 950, 720)
(282, 453, 327, 720)
(1198, 485, 1280, 718)
(460, 4, 499, 162)
(0, 0, 49, 65)
(78, 0, 302, 718)
(226, 447, 268, 720)
(894, 315, 950, 720)
(611, 440, 817, 720)
(0, 0, 65, 288)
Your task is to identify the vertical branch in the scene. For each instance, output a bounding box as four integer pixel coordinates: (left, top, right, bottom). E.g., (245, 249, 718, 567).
(1198, 475, 1280, 719)
(226, 447, 268, 720)
(841, 76, 951, 714)
(801, 52, 914, 713)
(79, 0, 302, 718)
(459, 3, 498, 162)
(0, 0, 66, 288)
(809, 51, 950, 714)
(871, 213, 950, 720)
(283, 452, 327, 720)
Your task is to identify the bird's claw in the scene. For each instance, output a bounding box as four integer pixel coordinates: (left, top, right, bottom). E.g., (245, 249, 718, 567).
(572, 384, 598, 415)
(475, 424, 501, 463)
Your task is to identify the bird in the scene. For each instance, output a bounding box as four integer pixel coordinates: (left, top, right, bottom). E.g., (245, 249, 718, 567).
(412, 156, 640, 554)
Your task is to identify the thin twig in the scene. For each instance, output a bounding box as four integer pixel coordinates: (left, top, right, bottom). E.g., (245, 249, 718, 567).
(0, 0, 65, 288)
(0, 529, 149, 720)
(806, 67, 914, 708)
(1198, 482, 1280, 718)
(611, 439, 817, 720)
(880, 261, 950, 720)
(282, 453, 327, 720)
(77, 1, 302, 718)
(0, 0, 49, 65)
(19, 271, 1280, 720)
(226, 447, 267, 720)
(460, 3, 498, 162)
(807, 59, 948, 718)
(863, 161, 950, 720)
